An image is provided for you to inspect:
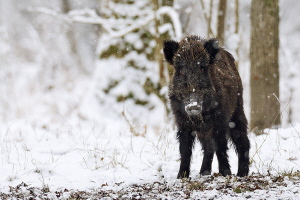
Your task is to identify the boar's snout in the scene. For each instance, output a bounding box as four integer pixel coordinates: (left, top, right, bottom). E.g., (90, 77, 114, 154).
(184, 93, 203, 116)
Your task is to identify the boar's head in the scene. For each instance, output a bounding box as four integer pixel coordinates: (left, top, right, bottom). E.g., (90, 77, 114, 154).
(163, 35, 219, 120)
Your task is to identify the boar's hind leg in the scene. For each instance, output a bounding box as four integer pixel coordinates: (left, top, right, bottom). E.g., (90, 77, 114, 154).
(214, 128, 232, 176)
(177, 130, 195, 179)
(230, 110, 250, 177)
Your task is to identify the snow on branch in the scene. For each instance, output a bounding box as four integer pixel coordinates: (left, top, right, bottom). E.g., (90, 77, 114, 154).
(107, 14, 154, 38)
(29, 6, 182, 39)
(157, 6, 182, 40)
(28, 7, 155, 39)
(29, 7, 108, 24)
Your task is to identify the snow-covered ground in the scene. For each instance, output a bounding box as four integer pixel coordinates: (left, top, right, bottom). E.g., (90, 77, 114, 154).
(0, 61, 299, 199)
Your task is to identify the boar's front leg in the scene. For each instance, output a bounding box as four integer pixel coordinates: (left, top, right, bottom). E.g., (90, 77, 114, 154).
(177, 129, 195, 179)
(214, 128, 232, 176)
(198, 131, 215, 176)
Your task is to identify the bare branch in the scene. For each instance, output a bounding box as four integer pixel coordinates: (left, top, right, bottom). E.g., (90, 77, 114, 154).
(28, 7, 155, 39)
(199, 0, 215, 37)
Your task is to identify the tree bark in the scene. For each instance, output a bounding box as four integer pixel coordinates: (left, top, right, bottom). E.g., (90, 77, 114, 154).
(235, 0, 240, 69)
(250, 0, 280, 132)
(152, 0, 165, 88)
(152, 0, 174, 88)
(199, 0, 215, 38)
(217, 0, 227, 46)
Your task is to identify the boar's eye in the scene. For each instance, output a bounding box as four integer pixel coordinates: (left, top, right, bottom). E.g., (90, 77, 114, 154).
(198, 64, 208, 71)
(196, 60, 209, 69)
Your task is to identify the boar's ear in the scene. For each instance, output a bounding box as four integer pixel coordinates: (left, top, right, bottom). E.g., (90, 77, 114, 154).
(163, 40, 179, 65)
(204, 38, 219, 60)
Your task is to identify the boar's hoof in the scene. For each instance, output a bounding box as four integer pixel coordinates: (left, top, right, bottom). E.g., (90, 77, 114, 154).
(200, 170, 211, 176)
(237, 170, 249, 177)
(221, 169, 232, 176)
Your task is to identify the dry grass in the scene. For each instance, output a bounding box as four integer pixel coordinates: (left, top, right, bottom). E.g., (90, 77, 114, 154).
(1, 173, 299, 199)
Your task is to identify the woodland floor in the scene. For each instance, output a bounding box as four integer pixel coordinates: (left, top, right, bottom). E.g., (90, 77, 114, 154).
(1, 173, 300, 200)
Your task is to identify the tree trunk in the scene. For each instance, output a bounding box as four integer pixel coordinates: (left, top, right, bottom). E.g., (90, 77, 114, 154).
(152, 0, 165, 88)
(199, 0, 215, 38)
(250, 0, 280, 132)
(217, 0, 227, 46)
(235, 0, 240, 69)
(152, 0, 174, 88)
(61, 0, 83, 70)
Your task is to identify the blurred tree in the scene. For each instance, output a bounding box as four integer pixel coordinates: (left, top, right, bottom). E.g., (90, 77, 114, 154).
(61, 0, 82, 71)
(61, 0, 100, 74)
(199, 0, 215, 38)
(250, 0, 280, 133)
(153, 0, 174, 89)
(98, 0, 181, 114)
(198, 0, 230, 47)
(217, 0, 227, 46)
(234, 0, 240, 69)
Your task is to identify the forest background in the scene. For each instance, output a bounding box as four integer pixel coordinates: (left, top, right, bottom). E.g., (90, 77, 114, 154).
(1, 0, 300, 131)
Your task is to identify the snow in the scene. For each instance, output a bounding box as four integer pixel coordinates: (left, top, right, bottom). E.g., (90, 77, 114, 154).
(1, 0, 300, 199)
(157, 6, 182, 40)
(229, 122, 236, 128)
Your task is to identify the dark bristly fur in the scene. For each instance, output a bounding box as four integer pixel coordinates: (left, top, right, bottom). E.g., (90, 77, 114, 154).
(163, 35, 250, 178)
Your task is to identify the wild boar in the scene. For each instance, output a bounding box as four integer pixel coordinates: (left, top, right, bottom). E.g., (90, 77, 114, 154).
(163, 35, 250, 178)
